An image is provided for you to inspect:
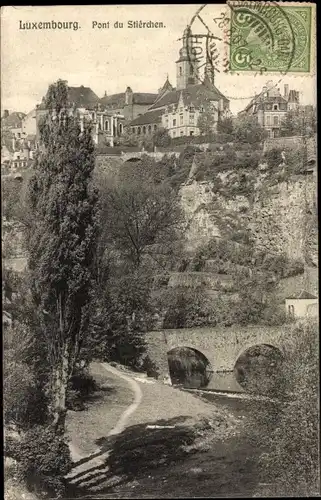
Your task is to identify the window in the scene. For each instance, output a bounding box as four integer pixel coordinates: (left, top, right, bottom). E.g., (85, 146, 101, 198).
(143, 126, 146, 134)
(132, 127, 135, 134)
(137, 127, 141, 135)
(179, 107, 183, 112)
(179, 66, 182, 76)
(173, 119, 176, 126)
(180, 114, 183, 125)
(273, 104, 278, 110)
(189, 64, 193, 75)
(92, 113, 95, 120)
(180, 131, 184, 136)
(190, 131, 194, 136)
(119, 123, 123, 134)
(104, 120, 109, 131)
(172, 131, 176, 137)
(189, 106, 195, 113)
(288, 305, 295, 316)
(273, 115, 279, 126)
(154, 124, 157, 131)
(165, 118, 169, 127)
(266, 115, 271, 126)
(200, 106, 204, 112)
(189, 114, 195, 124)
(148, 125, 152, 134)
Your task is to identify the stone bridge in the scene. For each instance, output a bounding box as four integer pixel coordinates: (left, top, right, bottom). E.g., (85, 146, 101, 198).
(145, 325, 292, 381)
(121, 151, 180, 162)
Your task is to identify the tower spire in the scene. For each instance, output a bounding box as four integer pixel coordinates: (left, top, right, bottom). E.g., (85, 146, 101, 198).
(204, 46, 215, 85)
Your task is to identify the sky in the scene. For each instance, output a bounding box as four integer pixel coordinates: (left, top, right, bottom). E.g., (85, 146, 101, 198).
(1, 4, 316, 116)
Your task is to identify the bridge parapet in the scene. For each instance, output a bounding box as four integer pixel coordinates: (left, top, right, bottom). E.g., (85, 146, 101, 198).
(145, 325, 293, 378)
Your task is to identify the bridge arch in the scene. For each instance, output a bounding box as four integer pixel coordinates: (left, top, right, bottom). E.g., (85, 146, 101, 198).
(234, 343, 284, 395)
(167, 345, 212, 389)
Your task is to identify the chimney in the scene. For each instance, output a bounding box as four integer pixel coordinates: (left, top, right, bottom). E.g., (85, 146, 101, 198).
(284, 84, 289, 99)
(3, 109, 9, 119)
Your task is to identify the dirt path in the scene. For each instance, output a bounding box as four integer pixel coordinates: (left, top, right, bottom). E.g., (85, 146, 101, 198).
(100, 363, 143, 436)
(67, 363, 143, 463)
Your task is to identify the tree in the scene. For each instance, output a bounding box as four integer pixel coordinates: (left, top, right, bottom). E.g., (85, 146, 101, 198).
(88, 272, 155, 369)
(233, 115, 266, 143)
(197, 109, 216, 136)
(280, 107, 317, 137)
(217, 116, 234, 135)
(26, 79, 99, 431)
(119, 127, 139, 147)
(99, 173, 183, 268)
(249, 320, 319, 496)
(153, 127, 171, 147)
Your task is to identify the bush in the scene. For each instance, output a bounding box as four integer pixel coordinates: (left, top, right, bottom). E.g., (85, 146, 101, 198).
(142, 355, 160, 379)
(14, 425, 72, 498)
(66, 367, 98, 410)
(248, 320, 320, 496)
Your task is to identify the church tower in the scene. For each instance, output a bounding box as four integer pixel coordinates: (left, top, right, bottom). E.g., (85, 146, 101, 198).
(176, 26, 199, 90)
(204, 47, 215, 86)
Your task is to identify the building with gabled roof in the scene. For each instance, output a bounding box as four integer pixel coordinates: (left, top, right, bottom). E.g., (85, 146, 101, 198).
(240, 83, 300, 138)
(128, 26, 230, 139)
(285, 289, 318, 318)
(99, 87, 158, 121)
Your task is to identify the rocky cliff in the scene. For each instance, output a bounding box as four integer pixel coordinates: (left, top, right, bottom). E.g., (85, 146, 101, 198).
(180, 172, 317, 267)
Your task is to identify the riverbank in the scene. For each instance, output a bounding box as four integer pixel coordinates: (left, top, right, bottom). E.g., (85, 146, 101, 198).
(66, 362, 239, 459)
(65, 362, 260, 498)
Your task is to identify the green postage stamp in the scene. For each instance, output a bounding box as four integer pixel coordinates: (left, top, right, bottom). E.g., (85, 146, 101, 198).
(229, 2, 312, 73)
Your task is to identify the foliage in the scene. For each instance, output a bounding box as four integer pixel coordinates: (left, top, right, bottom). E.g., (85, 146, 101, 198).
(141, 355, 160, 379)
(98, 171, 183, 267)
(14, 425, 72, 498)
(197, 109, 216, 136)
(248, 319, 320, 496)
(26, 79, 99, 428)
(88, 272, 156, 369)
(4, 319, 50, 430)
(153, 127, 171, 147)
(280, 107, 317, 137)
(233, 115, 266, 143)
(66, 367, 98, 410)
(162, 285, 213, 329)
(264, 147, 283, 169)
(217, 116, 234, 135)
(119, 128, 139, 147)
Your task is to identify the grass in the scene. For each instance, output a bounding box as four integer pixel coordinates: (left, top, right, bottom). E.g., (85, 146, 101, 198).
(65, 362, 134, 455)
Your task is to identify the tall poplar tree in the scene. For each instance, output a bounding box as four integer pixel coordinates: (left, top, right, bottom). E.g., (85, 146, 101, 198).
(27, 80, 99, 430)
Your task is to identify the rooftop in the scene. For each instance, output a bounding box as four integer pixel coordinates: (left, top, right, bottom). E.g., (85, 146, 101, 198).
(129, 109, 163, 126)
(149, 83, 228, 111)
(285, 290, 318, 300)
(100, 91, 158, 109)
(2, 111, 26, 128)
(38, 85, 100, 110)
